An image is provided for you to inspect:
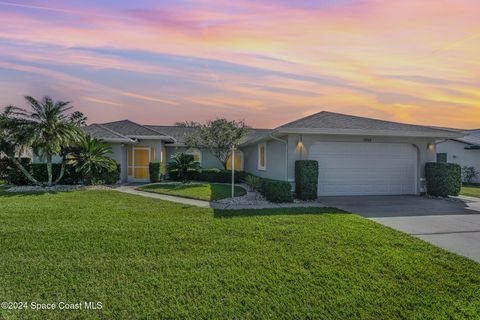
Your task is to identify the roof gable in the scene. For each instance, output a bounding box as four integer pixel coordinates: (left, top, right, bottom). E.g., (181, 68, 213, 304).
(102, 120, 168, 137)
(83, 124, 134, 143)
(276, 111, 462, 138)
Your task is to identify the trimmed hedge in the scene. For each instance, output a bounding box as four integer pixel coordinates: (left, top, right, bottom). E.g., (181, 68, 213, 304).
(168, 167, 293, 203)
(260, 179, 293, 203)
(93, 164, 121, 185)
(168, 168, 246, 183)
(4, 158, 120, 185)
(6, 158, 32, 186)
(295, 160, 318, 200)
(149, 162, 162, 183)
(425, 162, 461, 197)
(31, 163, 83, 185)
(0, 158, 9, 180)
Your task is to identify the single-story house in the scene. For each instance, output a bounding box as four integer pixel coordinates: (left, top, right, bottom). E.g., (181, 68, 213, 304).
(77, 111, 462, 196)
(436, 129, 480, 182)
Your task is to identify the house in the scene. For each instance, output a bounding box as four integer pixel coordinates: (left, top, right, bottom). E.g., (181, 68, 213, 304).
(82, 111, 462, 196)
(436, 129, 480, 182)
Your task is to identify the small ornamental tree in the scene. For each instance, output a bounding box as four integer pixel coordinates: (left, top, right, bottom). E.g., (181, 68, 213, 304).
(167, 153, 201, 182)
(67, 134, 117, 185)
(462, 166, 478, 184)
(183, 118, 248, 169)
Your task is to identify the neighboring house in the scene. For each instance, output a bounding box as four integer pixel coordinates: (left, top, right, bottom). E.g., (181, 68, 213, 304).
(436, 129, 480, 182)
(78, 111, 461, 196)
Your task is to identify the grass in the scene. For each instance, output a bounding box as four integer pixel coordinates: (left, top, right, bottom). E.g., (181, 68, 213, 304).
(137, 182, 246, 201)
(461, 184, 480, 198)
(0, 190, 479, 319)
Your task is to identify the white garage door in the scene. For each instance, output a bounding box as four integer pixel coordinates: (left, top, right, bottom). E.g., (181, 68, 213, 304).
(309, 142, 417, 196)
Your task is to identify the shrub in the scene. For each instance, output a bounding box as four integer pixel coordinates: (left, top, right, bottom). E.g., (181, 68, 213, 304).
(5, 161, 118, 185)
(261, 180, 293, 203)
(7, 157, 32, 186)
(0, 158, 9, 181)
(462, 166, 478, 184)
(95, 163, 121, 185)
(244, 175, 261, 192)
(31, 163, 83, 185)
(167, 153, 201, 182)
(149, 162, 162, 183)
(198, 169, 246, 183)
(425, 162, 461, 197)
(295, 160, 319, 200)
(168, 168, 246, 183)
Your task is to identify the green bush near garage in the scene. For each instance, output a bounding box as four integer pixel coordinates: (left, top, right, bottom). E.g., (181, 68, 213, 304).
(149, 162, 162, 183)
(261, 179, 293, 203)
(425, 162, 461, 197)
(295, 160, 319, 200)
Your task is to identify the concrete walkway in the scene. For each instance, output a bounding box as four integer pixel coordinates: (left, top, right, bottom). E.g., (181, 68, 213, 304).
(114, 185, 216, 208)
(320, 195, 480, 263)
(114, 185, 326, 210)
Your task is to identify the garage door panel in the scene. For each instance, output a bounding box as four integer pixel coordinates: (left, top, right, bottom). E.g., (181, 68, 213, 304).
(310, 142, 417, 196)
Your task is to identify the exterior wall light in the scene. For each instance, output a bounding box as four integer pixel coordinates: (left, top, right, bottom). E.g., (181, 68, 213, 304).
(427, 143, 435, 152)
(296, 140, 304, 150)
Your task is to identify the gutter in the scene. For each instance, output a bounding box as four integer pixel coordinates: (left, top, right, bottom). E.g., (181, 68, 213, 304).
(269, 132, 288, 181)
(276, 128, 464, 139)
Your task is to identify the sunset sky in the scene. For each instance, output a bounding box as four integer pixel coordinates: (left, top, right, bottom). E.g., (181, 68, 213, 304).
(0, 0, 479, 128)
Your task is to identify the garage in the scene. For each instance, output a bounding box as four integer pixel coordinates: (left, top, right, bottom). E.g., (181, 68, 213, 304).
(309, 142, 418, 196)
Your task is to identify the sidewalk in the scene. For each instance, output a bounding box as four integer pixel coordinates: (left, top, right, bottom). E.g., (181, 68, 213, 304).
(114, 185, 220, 208)
(114, 185, 326, 210)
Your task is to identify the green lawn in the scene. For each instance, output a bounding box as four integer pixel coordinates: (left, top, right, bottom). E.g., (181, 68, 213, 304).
(461, 184, 480, 198)
(0, 190, 479, 319)
(137, 182, 246, 201)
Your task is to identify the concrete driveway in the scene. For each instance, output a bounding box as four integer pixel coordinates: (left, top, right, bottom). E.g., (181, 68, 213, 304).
(320, 195, 480, 263)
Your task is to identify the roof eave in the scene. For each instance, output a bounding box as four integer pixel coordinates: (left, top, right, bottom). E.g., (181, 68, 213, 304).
(102, 138, 137, 144)
(276, 128, 464, 139)
(129, 135, 175, 142)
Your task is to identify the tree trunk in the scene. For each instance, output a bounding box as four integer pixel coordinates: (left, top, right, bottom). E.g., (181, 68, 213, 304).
(53, 157, 66, 185)
(46, 154, 53, 186)
(8, 155, 39, 185)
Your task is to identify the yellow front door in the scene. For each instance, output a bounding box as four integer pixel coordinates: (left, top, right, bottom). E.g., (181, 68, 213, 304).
(134, 149, 149, 179)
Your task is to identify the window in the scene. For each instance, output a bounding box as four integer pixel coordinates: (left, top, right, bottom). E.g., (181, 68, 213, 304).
(437, 153, 447, 163)
(226, 150, 243, 171)
(186, 148, 202, 165)
(258, 143, 266, 170)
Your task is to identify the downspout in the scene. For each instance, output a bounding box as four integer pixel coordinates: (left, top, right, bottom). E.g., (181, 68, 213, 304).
(269, 132, 288, 181)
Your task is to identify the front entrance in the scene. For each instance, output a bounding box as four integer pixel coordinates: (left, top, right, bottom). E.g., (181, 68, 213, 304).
(128, 145, 154, 180)
(133, 148, 150, 179)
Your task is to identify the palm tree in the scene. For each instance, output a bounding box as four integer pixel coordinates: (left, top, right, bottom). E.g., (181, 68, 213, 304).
(68, 134, 117, 185)
(0, 111, 39, 184)
(168, 153, 201, 182)
(8, 96, 86, 186)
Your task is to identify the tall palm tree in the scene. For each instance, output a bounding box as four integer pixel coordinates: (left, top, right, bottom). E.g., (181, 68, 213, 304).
(168, 153, 201, 182)
(8, 96, 86, 186)
(67, 134, 117, 185)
